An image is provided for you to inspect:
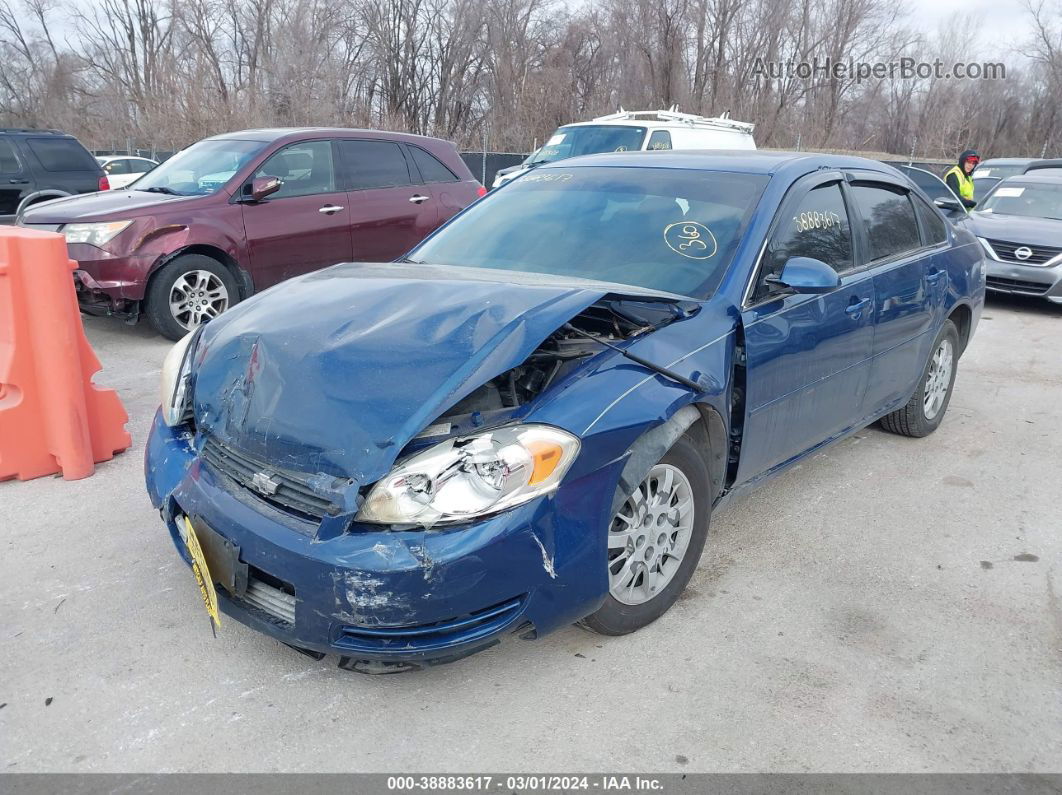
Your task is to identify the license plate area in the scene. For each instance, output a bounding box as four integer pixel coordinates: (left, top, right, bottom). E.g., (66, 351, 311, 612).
(189, 516, 248, 598)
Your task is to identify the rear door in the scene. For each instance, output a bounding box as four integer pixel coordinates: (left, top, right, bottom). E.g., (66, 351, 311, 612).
(406, 144, 470, 227)
(0, 137, 30, 218)
(336, 138, 439, 261)
(240, 139, 353, 288)
(737, 175, 876, 481)
(852, 182, 945, 414)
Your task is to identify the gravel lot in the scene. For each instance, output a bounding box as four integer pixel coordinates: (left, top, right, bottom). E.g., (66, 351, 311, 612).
(2, 294, 1060, 773)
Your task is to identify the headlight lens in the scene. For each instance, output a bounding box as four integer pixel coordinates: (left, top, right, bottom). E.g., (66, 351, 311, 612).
(63, 220, 132, 246)
(159, 330, 199, 426)
(357, 425, 580, 526)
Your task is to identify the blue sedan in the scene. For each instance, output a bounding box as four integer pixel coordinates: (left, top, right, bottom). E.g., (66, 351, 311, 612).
(145, 151, 985, 673)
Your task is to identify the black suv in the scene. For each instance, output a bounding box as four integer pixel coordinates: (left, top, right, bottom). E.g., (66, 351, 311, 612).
(0, 129, 107, 223)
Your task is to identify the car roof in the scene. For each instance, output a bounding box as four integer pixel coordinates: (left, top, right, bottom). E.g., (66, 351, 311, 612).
(0, 127, 71, 136)
(204, 127, 453, 147)
(538, 149, 902, 178)
(1023, 158, 1062, 173)
(978, 158, 1036, 166)
(996, 172, 1062, 185)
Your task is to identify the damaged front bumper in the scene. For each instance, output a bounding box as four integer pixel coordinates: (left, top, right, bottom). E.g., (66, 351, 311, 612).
(145, 412, 614, 671)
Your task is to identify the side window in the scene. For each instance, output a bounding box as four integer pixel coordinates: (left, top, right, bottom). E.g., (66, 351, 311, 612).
(647, 130, 672, 150)
(758, 182, 853, 297)
(338, 140, 411, 190)
(254, 141, 335, 198)
(104, 159, 130, 175)
(850, 184, 921, 261)
(26, 137, 98, 171)
(409, 146, 458, 183)
(913, 194, 947, 245)
(0, 138, 21, 172)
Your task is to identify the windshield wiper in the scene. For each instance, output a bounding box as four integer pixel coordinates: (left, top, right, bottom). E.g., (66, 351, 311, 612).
(561, 322, 705, 393)
(136, 186, 182, 195)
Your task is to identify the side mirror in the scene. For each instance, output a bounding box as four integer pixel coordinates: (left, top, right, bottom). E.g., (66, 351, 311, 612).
(934, 197, 966, 216)
(248, 176, 282, 202)
(765, 256, 842, 294)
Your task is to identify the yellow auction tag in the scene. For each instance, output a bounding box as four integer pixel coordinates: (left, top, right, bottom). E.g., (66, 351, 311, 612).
(182, 516, 221, 632)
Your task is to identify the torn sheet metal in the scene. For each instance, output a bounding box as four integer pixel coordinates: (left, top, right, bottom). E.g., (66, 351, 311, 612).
(192, 263, 610, 486)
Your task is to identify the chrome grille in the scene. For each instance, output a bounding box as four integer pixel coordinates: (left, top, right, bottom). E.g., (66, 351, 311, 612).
(986, 239, 1062, 265)
(200, 436, 342, 521)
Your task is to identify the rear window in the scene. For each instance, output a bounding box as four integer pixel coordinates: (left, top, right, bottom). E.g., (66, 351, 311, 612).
(0, 138, 20, 172)
(851, 184, 921, 261)
(410, 146, 458, 183)
(338, 140, 412, 190)
(26, 137, 98, 172)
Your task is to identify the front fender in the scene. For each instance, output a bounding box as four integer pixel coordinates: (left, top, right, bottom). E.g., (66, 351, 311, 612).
(525, 309, 737, 528)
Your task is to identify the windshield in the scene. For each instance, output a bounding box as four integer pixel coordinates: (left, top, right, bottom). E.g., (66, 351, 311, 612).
(133, 139, 265, 196)
(406, 166, 769, 298)
(973, 164, 1025, 179)
(978, 181, 1062, 220)
(529, 126, 648, 164)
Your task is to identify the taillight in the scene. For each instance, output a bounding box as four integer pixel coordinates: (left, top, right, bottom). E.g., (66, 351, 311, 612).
(476, 185, 487, 197)
(99, 175, 111, 191)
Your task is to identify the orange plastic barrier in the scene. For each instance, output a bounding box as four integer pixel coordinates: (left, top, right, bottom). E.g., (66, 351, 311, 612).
(0, 227, 131, 481)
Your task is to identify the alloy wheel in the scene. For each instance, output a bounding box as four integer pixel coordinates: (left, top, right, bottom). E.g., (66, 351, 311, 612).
(608, 463, 695, 605)
(169, 270, 229, 331)
(923, 337, 954, 421)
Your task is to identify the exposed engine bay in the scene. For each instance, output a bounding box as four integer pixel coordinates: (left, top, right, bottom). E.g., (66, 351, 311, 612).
(409, 298, 696, 448)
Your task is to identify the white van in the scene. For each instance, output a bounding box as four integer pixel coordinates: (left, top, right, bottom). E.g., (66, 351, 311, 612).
(493, 108, 756, 188)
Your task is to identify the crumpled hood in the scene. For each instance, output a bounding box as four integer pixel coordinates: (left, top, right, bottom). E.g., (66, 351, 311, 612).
(966, 212, 1062, 248)
(192, 263, 644, 487)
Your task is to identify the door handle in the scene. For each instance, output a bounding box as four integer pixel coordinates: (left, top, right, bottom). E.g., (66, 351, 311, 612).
(845, 297, 871, 318)
(8, 178, 29, 184)
(318, 204, 344, 214)
(409, 195, 430, 204)
(926, 270, 945, 285)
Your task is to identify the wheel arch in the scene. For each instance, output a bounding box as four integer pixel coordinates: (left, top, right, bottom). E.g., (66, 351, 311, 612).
(609, 402, 727, 518)
(146, 244, 254, 302)
(947, 302, 973, 355)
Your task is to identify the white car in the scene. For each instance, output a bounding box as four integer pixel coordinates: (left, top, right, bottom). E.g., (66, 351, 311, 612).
(95, 155, 160, 189)
(493, 108, 756, 188)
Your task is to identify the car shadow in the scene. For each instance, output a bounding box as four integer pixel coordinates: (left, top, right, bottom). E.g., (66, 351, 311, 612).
(984, 292, 1062, 317)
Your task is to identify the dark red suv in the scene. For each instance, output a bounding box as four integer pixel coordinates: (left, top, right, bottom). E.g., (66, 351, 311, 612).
(19, 128, 485, 339)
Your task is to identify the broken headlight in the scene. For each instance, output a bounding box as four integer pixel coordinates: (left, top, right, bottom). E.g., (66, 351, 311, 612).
(356, 425, 580, 525)
(159, 329, 200, 426)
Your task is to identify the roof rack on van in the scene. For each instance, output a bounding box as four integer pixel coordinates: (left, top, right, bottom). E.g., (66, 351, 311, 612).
(592, 107, 755, 134)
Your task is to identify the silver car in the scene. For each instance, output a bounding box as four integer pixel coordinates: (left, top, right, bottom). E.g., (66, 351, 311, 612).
(965, 173, 1062, 304)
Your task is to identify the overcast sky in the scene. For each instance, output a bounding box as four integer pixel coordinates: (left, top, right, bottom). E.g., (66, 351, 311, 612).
(55, 0, 1040, 64)
(908, 0, 1035, 60)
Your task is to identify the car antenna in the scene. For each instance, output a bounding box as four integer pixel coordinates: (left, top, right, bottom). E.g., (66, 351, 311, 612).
(560, 323, 706, 393)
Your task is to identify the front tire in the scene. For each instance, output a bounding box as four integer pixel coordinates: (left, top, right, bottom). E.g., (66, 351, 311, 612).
(879, 319, 959, 438)
(145, 254, 238, 341)
(580, 431, 712, 636)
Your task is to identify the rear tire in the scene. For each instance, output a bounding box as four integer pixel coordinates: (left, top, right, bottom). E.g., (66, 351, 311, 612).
(145, 254, 238, 341)
(879, 319, 959, 438)
(579, 432, 712, 636)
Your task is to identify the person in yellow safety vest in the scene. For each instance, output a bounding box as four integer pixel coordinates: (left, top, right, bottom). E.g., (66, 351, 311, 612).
(943, 149, 980, 209)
